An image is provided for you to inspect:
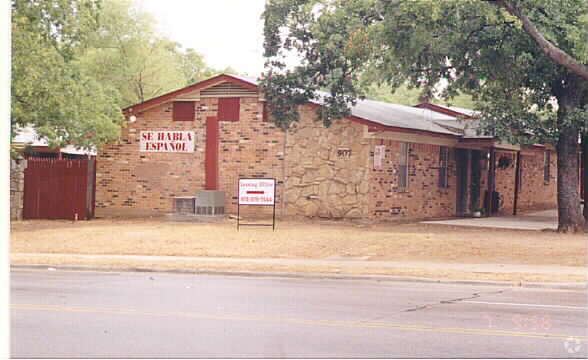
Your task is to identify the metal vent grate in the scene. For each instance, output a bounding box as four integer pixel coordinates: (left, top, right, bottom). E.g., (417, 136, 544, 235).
(200, 82, 258, 98)
(195, 206, 224, 215)
(173, 197, 195, 214)
(195, 191, 225, 215)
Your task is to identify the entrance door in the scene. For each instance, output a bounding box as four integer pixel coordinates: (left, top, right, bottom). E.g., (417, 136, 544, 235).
(470, 150, 482, 212)
(205, 116, 219, 190)
(455, 149, 469, 216)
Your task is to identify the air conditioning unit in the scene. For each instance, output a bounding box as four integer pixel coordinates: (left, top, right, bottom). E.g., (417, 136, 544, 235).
(195, 190, 225, 215)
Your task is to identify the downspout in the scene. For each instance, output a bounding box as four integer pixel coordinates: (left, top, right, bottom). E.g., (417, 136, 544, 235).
(486, 147, 496, 216)
(513, 151, 521, 216)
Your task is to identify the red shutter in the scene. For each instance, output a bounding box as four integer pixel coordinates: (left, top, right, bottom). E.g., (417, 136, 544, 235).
(173, 101, 195, 121)
(218, 97, 240, 121)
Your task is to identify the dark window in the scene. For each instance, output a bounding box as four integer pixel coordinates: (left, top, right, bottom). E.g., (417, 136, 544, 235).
(544, 151, 550, 184)
(439, 146, 449, 188)
(218, 97, 240, 121)
(398, 143, 409, 191)
(172, 101, 195, 121)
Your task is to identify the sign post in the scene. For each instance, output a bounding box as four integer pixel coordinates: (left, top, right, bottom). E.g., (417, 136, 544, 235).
(237, 178, 276, 231)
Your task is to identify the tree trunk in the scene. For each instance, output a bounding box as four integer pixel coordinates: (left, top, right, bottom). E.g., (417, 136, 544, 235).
(554, 73, 585, 233)
(556, 126, 584, 232)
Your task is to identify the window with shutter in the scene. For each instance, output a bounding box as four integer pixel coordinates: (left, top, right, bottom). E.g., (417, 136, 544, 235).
(218, 97, 240, 121)
(398, 143, 409, 191)
(439, 146, 449, 188)
(172, 101, 195, 121)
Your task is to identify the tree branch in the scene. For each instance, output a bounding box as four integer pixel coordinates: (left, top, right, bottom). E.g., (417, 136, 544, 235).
(487, 0, 588, 81)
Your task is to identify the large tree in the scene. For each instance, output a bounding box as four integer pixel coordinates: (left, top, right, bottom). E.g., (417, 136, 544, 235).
(485, 0, 588, 81)
(261, 0, 588, 232)
(80, 0, 239, 108)
(80, 0, 208, 107)
(11, 0, 123, 150)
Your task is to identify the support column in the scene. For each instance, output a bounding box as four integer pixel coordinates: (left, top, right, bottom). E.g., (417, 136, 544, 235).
(485, 147, 496, 216)
(513, 151, 521, 216)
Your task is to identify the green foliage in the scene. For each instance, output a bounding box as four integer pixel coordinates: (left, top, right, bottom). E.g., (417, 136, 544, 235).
(364, 82, 476, 108)
(11, 0, 122, 150)
(79, 0, 216, 107)
(363, 83, 422, 106)
(12, 0, 102, 60)
(261, 0, 588, 143)
(12, 0, 228, 149)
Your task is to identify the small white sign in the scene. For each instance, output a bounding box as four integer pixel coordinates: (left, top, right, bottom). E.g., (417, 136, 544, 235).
(140, 131, 195, 153)
(374, 145, 385, 169)
(239, 178, 275, 205)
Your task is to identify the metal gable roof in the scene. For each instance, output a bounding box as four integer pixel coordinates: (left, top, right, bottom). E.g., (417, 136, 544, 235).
(311, 91, 461, 136)
(127, 74, 464, 137)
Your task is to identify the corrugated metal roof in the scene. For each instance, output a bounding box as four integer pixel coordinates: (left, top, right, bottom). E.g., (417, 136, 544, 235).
(235, 75, 462, 136)
(342, 97, 461, 135)
(12, 126, 96, 155)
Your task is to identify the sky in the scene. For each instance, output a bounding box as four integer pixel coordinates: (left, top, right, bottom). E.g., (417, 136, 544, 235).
(139, 0, 267, 77)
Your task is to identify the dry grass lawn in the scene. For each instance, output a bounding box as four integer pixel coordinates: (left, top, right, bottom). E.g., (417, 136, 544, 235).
(10, 218, 587, 267)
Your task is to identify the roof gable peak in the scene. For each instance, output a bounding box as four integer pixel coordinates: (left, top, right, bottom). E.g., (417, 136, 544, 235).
(125, 74, 259, 114)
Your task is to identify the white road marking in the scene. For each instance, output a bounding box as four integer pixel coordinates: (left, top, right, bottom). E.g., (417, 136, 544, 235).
(463, 301, 587, 311)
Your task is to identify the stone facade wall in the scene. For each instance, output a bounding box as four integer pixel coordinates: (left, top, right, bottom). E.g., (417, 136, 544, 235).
(368, 140, 457, 219)
(283, 105, 370, 218)
(96, 96, 285, 217)
(517, 149, 557, 211)
(10, 159, 27, 220)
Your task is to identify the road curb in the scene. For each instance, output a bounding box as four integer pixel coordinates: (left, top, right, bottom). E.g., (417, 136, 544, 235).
(11, 264, 587, 290)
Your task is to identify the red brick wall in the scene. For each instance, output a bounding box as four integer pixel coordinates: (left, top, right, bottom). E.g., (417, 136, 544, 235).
(494, 150, 517, 214)
(517, 149, 557, 211)
(368, 140, 457, 219)
(96, 102, 205, 216)
(217, 97, 285, 216)
(96, 96, 285, 217)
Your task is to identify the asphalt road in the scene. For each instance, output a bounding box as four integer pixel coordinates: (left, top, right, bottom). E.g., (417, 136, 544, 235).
(10, 269, 588, 358)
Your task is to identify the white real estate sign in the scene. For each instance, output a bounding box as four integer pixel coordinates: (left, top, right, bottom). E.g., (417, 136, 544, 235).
(140, 131, 195, 152)
(238, 178, 276, 205)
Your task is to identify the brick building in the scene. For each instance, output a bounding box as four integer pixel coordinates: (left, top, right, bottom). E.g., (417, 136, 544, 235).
(96, 74, 557, 219)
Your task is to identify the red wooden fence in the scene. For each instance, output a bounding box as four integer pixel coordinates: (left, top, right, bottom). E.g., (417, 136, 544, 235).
(23, 158, 96, 220)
